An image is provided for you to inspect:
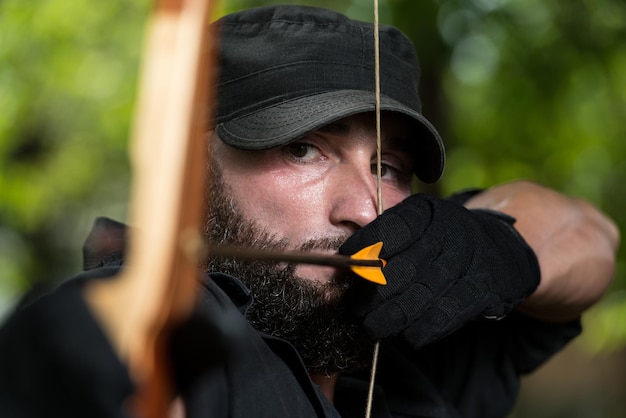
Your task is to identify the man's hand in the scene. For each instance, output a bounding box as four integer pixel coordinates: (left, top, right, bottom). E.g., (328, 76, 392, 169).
(339, 194, 540, 349)
(464, 180, 619, 321)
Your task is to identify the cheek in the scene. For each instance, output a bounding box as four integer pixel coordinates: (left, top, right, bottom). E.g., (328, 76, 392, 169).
(229, 170, 329, 243)
(381, 188, 411, 211)
(267, 175, 329, 236)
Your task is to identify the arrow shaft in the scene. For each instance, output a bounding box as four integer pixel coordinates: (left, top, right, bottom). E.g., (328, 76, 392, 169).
(205, 244, 384, 268)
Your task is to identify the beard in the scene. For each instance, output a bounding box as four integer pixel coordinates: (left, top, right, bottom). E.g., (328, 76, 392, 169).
(201, 162, 373, 375)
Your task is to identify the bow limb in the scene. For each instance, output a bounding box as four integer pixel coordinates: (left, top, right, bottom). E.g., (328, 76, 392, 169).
(84, 0, 216, 416)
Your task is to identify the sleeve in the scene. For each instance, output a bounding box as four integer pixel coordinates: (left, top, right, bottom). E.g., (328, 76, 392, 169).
(0, 268, 135, 418)
(378, 313, 581, 418)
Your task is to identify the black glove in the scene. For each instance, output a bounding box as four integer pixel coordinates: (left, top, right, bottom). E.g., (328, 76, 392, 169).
(339, 193, 540, 349)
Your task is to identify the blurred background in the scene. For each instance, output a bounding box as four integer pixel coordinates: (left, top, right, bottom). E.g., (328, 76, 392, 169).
(0, 0, 624, 416)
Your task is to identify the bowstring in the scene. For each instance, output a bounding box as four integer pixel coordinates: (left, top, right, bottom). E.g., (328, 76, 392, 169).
(365, 0, 382, 417)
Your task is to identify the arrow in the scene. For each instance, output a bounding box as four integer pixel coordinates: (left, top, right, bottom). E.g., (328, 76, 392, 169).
(203, 242, 387, 285)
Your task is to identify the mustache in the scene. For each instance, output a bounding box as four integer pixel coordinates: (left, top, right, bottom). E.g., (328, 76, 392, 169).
(296, 235, 350, 253)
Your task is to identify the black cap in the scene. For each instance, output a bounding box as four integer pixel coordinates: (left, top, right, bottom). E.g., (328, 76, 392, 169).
(214, 5, 445, 183)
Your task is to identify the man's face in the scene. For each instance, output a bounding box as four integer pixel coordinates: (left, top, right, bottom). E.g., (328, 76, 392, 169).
(211, 112, 414, 280)
(204, 111, 415, 373)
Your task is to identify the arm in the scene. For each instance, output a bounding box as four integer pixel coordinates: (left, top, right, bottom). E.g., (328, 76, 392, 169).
(464, 180, 620, 322)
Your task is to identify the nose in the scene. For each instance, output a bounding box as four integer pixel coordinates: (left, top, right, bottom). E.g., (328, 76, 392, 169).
(328, 163, 379, 233)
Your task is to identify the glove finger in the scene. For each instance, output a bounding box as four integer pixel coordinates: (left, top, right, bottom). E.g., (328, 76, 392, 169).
(344, 243, 437, 314)
(340, 211, 414, 257)
(401, 277, 492, 348)
(401, 302, 463, 349)
(343, 256, 419, 318)
(361, 258, 468, 339)
(361, 275, 438, 339)
(340, 194, 437, 257)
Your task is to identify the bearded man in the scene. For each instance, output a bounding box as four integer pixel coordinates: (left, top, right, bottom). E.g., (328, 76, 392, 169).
(0, 5, 618, 418)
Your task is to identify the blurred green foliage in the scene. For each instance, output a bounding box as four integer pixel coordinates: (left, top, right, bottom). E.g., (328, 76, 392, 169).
(1, 0, 625, 413)
(0, 0, 151, 305)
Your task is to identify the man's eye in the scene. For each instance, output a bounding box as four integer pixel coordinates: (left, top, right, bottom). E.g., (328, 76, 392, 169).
(285, 142, 321, 160)
(371, 163, 395, 178)
(287, 143, 309, 158)
(371, 162, 411, 185)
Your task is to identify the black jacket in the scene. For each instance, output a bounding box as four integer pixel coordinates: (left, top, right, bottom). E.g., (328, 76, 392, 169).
(0, 265, 580, 418)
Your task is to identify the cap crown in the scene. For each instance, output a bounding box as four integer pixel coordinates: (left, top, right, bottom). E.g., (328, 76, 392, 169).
(216, 5, 423, 123)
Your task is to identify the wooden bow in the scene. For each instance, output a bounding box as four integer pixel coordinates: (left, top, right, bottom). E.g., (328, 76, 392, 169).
(85, 2, 388, 417)
(84, 0, 215, 416)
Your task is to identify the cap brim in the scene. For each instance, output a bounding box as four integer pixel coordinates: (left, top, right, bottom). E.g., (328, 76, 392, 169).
(216, 90, 445, 183)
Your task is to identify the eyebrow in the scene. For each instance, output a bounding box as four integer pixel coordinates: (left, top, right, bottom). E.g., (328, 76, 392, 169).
(385, 134, 415, 154)
(317, 121, 350, 135)
(317, 119, 415, 157)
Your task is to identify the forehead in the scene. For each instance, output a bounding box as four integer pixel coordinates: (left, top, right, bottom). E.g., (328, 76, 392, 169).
(315, 111, 416, 151)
